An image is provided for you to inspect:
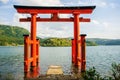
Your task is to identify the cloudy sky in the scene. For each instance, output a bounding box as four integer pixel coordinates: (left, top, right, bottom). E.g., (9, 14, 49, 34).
(0, 0, 120, 39)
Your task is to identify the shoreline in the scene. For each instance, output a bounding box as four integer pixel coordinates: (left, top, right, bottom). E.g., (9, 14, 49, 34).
(25, 74, 83, 80)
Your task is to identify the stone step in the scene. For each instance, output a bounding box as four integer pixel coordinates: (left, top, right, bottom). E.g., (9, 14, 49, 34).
(47, 65, 63, 75)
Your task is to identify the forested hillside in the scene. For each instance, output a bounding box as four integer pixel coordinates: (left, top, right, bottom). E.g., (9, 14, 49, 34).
(0, 24, 29, 46)
(40, 38, 71, 46)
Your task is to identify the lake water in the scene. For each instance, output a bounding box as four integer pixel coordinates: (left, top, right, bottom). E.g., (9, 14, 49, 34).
(0, 46, 120, 79)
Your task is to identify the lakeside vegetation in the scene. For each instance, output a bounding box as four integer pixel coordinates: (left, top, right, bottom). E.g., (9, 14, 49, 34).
(82, 63, 120, 80)
(40, 38, 71, 46)
(0, 24, 120, 46)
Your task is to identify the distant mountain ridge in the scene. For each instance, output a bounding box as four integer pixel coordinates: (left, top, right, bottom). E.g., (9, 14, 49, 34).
(87, 38, 120, 45)
(0, 24, 120, 46)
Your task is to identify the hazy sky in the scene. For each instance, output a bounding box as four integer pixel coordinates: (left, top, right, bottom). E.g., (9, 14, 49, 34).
(0, 0, 120, 39)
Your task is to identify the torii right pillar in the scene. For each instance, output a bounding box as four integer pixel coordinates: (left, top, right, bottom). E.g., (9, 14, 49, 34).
(80, 34, 87, 72)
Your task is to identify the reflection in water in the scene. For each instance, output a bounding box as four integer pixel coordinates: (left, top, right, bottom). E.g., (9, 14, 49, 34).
(24, 65, 40, 79)
(71, 64, 79, 74)
(71, 63, 84, 74)
(70, 64, 83, 79)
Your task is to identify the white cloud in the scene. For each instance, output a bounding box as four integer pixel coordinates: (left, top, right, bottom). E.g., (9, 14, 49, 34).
(109, 3, 116, 8)
(15, 0, 63, 6)
(78, 0, 107, 7)
(36, 22, 73, 38)
(100, 2, 107, 7)
(63, 2, 74, 6)
(103, 22, 109, 28)
(91, 19, 110, 28)
(92, 20, 100, 25)
(0, 0, 9, 4)
(92, 1, 107, 8)
(13, 13, 30, 31)
(59, 14, 69, 18)
(84, 19, 120, 39)
(0, 20, 9, 25)
(87, 33, 115, 39)
(92, 0, 117, 8)
(78, 1, 90, 6)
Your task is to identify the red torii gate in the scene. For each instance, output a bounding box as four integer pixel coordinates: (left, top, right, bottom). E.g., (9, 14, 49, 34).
(14, 5, 95, 76)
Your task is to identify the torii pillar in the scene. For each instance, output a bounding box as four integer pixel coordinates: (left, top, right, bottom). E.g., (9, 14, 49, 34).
(73, 13, 81, 69)
(31, 13, 37, 67)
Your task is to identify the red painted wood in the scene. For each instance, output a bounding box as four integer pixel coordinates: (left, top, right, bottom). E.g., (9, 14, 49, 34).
(20, 17, 90, 22)
(24, 35, 30, 72)
(80, 34, 86, 72)
(73, 13, 81, 70)
(72, 39, 75, 63)
(16, 8, 94, 14)
(36, 39, 39, 65)
(31, 14, 37, 67)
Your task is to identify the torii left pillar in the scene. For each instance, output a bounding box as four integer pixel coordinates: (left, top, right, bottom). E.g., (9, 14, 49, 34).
(23, 13, 40, 78)
(73, 13, 81, 71)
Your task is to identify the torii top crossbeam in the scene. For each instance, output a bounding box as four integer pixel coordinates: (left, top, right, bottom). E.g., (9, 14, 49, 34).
(14, 5, 95, 14)
(14, 5, 95, 22)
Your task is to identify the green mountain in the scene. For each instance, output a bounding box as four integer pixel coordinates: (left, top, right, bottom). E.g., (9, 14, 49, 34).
(87, 38, 120, 45)
(0, 24, 29, 46)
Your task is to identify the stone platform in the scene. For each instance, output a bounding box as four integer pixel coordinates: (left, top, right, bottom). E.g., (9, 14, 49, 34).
(46, 65, 63, 75)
